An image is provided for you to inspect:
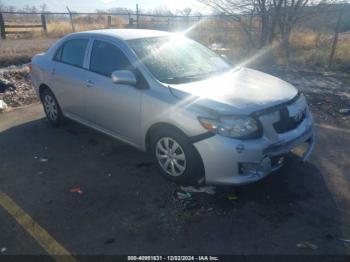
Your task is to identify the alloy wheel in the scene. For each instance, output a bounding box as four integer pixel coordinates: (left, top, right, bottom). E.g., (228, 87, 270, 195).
(156, 137, 187, 176)
(43, 94, 58, 121)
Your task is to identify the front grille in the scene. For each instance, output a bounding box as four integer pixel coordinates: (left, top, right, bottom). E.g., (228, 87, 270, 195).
(273, 107, 305, 133)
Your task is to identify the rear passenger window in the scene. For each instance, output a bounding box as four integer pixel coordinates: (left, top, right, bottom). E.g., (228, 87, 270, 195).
(54, 45, 63, 61)
(90, 40, 132, 77)
(58, 39, 88, 68)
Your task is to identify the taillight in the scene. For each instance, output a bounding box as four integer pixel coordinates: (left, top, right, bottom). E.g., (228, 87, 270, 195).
(28, 63, 32, 72)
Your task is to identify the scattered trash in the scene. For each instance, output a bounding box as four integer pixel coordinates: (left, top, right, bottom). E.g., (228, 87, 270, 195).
(175, 191, 192, 200)
(0, 247, 6, 253)
(70, 187, 84, 195)
(338, 238, 350, 244)
(0, 100, 8, 112)
(339, 108, 350, 114)
(104, 238, 115, 245)
(0, 77, 14, 92)
(180, 186, 216, 195)
(0, 66, 37, 108)
(173, 189, 201, 211)
(39, 157, 49, 163)
(228, 195, 238, 201)
(296, 241, 318, 250)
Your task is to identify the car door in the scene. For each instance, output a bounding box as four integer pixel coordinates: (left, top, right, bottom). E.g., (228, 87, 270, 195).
(50, 38, 90, 119)
(84, 39, 143, 145)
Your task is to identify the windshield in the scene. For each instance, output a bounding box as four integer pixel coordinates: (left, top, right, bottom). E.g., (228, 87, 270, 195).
(127, 35, 232, 84)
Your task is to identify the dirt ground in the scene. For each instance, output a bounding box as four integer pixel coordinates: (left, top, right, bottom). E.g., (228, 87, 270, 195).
(0, 66, 350, 258)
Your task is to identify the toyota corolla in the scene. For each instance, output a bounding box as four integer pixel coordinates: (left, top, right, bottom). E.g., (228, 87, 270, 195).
(30, 29, 314, 185)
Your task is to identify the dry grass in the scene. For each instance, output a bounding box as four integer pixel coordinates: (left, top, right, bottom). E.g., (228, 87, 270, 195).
(0, 17, 349, 70)
(0, 38, 57, 66)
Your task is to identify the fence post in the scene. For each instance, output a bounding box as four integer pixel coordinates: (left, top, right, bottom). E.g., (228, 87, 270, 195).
(41, 14, 47, 34)
(66, 6, 75, 32)
(328, 11, 343, 69)
(136, 4, 139, 28)
(0, 13, 6, 39)
(107, 15, 112, 28)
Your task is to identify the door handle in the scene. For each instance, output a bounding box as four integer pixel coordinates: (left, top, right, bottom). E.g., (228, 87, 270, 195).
(86, 80, 94, 88)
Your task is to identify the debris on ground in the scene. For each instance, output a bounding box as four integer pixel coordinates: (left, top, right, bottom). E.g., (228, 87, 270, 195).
(39, 157, 49, 163)
(339, 108, 350, 114)
(338, 238, 350, 244)
(228, 195, 239, 201)
(180, 186, 216, 195)
(0, 77, 14, 92)
(0, 99, 8, 112)
(0, 247, 6, 253)
(70, 187, 84, 195)
(173, 189, 201, 211)
(263, 67, 350, 128)
(174, 191, 192, 200)
(296, 241, 318, 250)
(0, 65, 38, 108)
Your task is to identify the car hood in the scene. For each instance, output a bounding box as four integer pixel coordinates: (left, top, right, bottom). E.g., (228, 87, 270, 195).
(168, 67, 298, 115)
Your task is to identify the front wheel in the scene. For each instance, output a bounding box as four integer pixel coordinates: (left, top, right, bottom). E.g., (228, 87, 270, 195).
(151, 128, 204, 184)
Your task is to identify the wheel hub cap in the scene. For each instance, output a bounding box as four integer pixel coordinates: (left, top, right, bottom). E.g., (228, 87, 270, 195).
(156, 137, 186, 177)
(44, 94, 58, 121)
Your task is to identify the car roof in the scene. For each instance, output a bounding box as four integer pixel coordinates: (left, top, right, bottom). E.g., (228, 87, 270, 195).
(73, 29, 172, 41)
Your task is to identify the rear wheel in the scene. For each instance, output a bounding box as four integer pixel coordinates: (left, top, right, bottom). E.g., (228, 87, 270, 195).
(41, 89, 64, 127)
(151, 128, 204, 184)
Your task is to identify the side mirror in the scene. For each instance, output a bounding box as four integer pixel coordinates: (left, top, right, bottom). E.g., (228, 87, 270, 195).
(111, 70, 137, 86)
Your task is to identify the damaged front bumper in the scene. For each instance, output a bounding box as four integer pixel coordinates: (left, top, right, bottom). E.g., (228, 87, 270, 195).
(193, 112, 314, 186)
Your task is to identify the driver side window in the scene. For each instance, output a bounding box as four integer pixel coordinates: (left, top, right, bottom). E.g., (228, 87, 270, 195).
(89, 40, 133, 77)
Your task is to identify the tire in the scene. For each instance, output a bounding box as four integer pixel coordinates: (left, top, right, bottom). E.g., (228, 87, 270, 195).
(41, 88, 64, 127)
(151, 128, 204, 184)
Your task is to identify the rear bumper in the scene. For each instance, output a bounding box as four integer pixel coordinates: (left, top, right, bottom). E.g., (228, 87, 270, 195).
(193, 115, 314, 185)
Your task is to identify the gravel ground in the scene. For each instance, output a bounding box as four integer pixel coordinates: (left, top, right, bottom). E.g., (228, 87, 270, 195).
(263, 67, 350, 128)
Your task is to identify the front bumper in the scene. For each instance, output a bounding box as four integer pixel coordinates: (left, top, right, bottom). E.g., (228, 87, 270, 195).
(193, 109, 314, 185)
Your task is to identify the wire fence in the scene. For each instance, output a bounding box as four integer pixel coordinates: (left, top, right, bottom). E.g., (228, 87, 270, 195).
(0, 7, 349, 69)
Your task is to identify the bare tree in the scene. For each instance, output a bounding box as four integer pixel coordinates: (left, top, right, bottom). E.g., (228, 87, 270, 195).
(40, 4, 48, 13)
(183, 7, 193, 16)
(198, 0, 309, 56)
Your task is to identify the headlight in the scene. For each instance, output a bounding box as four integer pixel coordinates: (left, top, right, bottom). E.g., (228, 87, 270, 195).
(198, 115, 261, 139)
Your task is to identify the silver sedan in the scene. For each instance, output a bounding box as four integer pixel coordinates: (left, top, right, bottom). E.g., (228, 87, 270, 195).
(30, 29, 314, 185)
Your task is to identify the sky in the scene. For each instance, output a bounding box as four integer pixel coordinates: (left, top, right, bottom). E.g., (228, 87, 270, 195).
(0, 0, 210, 13)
